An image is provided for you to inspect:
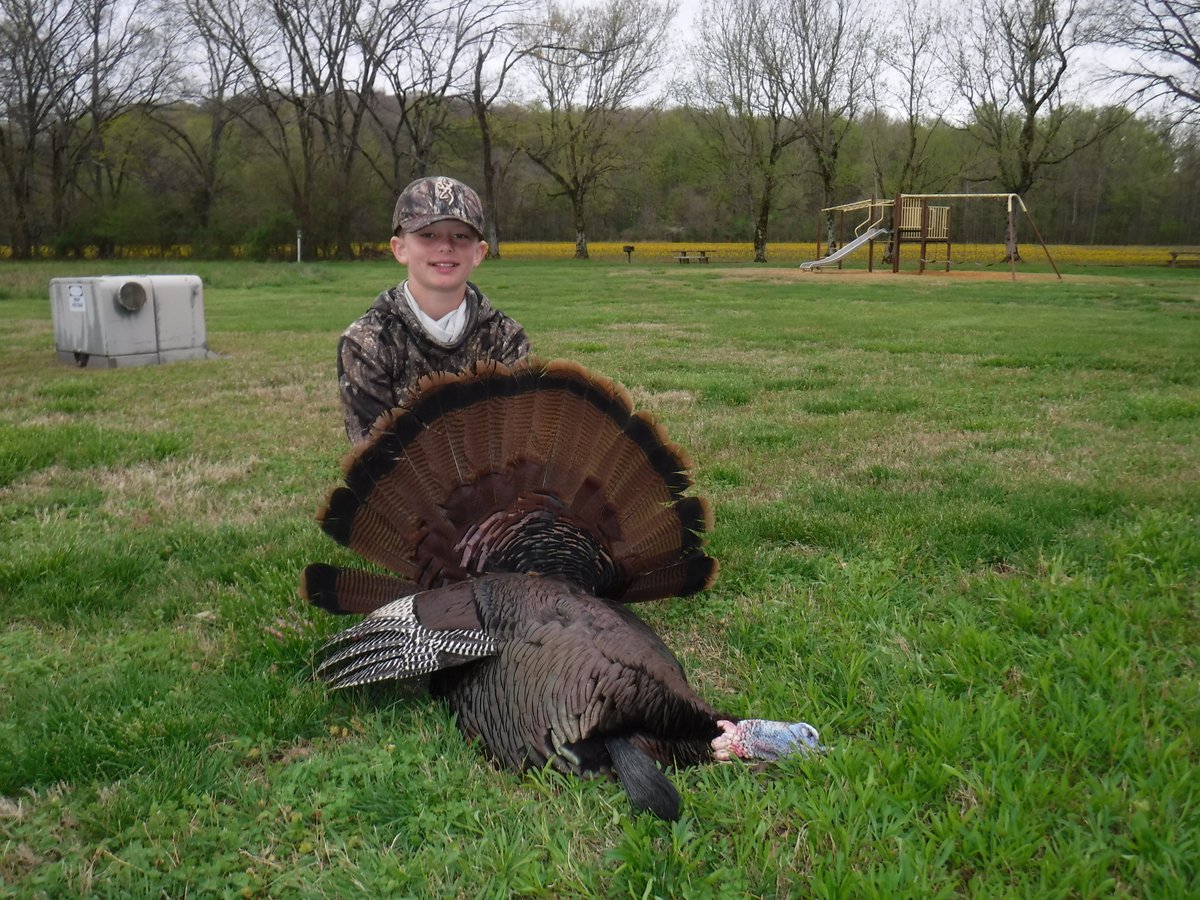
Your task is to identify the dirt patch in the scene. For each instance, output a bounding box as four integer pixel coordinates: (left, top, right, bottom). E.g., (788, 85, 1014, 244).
(628, 387, 696, 410)
(716, 267, 1079, 283)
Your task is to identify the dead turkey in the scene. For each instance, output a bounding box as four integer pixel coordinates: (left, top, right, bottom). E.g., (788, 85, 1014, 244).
(300, 359, 821, 820)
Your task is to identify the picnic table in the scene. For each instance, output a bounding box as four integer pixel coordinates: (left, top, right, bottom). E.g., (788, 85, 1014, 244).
(1168, 249, 1200, 267)
(676, 250, 712, 263)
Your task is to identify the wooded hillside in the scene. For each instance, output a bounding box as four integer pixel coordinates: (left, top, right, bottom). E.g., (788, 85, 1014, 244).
(1, 0, 1197, 260)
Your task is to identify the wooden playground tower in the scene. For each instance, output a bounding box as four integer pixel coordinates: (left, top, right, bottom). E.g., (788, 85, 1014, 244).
(804, 193, 1061, 280)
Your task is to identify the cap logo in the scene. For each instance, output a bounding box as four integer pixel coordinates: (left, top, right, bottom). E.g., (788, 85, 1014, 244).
(392, 175, 485, 236)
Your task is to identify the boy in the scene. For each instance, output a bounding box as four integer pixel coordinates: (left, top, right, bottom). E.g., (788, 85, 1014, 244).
(338, 175, 531, 443)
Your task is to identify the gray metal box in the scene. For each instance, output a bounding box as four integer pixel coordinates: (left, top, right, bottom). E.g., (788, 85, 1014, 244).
(49, 275, 209, 368)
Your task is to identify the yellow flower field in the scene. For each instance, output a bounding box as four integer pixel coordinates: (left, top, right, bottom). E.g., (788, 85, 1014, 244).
(499, 241, 1197, 268)
(1, 241, 1196, 267)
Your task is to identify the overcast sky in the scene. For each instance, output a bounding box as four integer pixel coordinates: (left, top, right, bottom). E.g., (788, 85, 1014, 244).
(656, 0, 1139, 114)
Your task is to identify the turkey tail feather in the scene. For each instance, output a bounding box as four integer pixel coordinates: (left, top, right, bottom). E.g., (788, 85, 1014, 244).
(300, 563, 420, 616)
(621, 556, 719, 604)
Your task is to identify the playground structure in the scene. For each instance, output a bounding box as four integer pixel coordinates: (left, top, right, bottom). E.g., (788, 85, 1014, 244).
(800, 193, 1061, 280)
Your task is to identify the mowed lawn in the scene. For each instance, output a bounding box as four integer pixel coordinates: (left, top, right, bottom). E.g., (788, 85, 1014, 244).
(1, 260, 1197, 897)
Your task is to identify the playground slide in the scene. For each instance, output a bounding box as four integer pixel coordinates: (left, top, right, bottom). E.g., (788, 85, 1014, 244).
(799, 226, 889, 269)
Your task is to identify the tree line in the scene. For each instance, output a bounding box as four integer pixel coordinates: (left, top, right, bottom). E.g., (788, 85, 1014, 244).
(1, 0, 1197, 262)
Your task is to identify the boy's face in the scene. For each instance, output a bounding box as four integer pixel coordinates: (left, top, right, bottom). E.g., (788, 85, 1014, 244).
(391, 220, 487, 301)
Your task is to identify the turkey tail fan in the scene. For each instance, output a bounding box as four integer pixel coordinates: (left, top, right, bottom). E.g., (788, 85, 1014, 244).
(312, 358, 717, 602)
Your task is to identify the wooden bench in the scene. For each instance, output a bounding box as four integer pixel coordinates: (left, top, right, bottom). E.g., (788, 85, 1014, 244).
(1168, 250, 1200, 267)
(676, 250, 711, 264)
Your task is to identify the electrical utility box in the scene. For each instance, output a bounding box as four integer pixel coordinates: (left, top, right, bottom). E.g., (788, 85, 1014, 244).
(49, 275, 209, 368)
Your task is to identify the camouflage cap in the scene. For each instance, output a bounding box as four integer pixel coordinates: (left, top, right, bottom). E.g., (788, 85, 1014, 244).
(392, 176, 485, 236)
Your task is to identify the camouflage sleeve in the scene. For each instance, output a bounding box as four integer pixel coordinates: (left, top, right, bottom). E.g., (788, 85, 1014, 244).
(496, 316, 531, 367)
(337, 330, 401, 444)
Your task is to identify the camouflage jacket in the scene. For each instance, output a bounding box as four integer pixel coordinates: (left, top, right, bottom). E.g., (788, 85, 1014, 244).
(338, 282, 530, 443)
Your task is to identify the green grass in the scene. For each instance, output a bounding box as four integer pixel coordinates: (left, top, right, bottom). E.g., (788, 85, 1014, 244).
(1, 260, 1197, 897)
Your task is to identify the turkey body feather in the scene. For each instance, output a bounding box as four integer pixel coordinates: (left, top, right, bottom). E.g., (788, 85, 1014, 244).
(302, 360, 820, 820)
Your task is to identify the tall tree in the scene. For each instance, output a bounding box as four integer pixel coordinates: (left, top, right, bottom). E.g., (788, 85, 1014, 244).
(521, 0, 675, 259)
(868, 0, 952, 195)
(0, 0, 171, 256)
(948, 0, 1126, 196)
(0, 0, 80, 256)
(780, 0, 877, 247)
(152, 0, 254, 249)
(692, 0, 804, 262)
(366, 0, 495, 188)
(72, 0, 175, 244)
(465, 1, 539, 258)
(199, 0, 416, 256)
(1094, 0, 1200, 126)
(948, 0, 1128, 258)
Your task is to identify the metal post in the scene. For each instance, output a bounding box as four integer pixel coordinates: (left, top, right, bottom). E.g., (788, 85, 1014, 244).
(945, 205, 953, 272)
(1017, 195, 1062, 280)
(867, 196, 876, 272)
(892, 193, 903, 273)
(297, 230, 302, 263)
(837, 209, 845, 269)
(1007, 197, 1016, 280)
(919, 199, 929, 274)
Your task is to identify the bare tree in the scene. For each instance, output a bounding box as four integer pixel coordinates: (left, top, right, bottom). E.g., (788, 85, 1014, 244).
(197, 0, 416, 255)
(191, 0, 317, 246)
(150, 0, 254, 248)
(72, 0, 175, 229)
(0, 0, 78, 256)
(521, 0, 676, 259)
(781, 0, 876, 248)
(366, 0, 478, 188)
(0, 0, 172, 257)
(691, 0, 872, 260)
(948, 0, 1126, 197)
(1094, 0, 1200, 126)
(465, 2, 538, 258)
(692, 0, 803, 262)
(868, 0, 953, 195)
(358, 0, 529, 252)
